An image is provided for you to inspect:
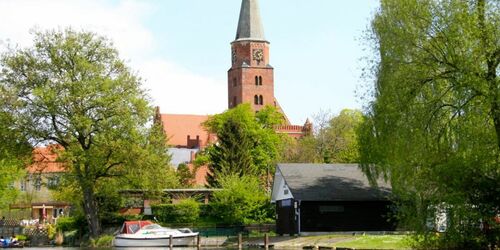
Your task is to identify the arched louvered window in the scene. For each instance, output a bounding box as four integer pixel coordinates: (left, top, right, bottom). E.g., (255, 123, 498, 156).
(254, 95, 259, 105)
(259, 95, 263, 105)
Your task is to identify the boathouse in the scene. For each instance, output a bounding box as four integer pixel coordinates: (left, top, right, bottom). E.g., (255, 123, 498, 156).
(271, 164, 396, 235)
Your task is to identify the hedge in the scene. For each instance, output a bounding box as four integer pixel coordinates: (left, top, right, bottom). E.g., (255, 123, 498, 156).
(152, 199, 200, 224)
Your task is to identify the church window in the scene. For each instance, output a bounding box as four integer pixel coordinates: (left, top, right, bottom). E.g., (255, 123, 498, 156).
(233, 78, 237, 87)
(233, 96, 237, 107)
(259, 76, 263, 85)
(259, 95, 264, 105)
(255, 76, 259, 86)
(254, 95, 259, 105)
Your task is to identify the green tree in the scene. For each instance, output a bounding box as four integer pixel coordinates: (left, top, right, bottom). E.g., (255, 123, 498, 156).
(0, 112, 31, 208)
(0, 29, 175, 238)
(360, 0, 499, 247)
(321, 109, 363, 163)
(203, 104, 284, 187)
(177, 163, 195, 187)
(210, 175, 273, 225)
(280, 135, 321, 163)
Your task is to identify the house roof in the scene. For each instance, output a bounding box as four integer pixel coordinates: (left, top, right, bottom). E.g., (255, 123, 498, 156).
(277, 164, 392, 202)
(28, 145, 65, 173)
(159, 114, 213, 148)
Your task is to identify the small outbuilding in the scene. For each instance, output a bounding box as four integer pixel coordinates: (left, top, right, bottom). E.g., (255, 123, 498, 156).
(271, 164, 396, 235)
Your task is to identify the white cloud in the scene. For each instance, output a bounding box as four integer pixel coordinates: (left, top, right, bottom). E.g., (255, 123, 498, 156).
(0, 0, 225, 115)
(138, 59, 226, 115)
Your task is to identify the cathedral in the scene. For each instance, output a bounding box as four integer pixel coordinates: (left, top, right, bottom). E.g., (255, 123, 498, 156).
(156, 0, 311, 178)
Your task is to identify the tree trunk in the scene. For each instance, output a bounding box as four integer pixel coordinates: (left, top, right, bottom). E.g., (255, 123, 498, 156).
(83, 186, 100, 239)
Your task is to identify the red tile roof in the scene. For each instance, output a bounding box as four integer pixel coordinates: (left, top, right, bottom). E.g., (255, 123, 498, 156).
(28, 145, 66, 173)
(159, 114, 214, 148)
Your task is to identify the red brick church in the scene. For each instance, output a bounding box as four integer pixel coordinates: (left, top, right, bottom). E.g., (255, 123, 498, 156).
(156, 0, 311, 185)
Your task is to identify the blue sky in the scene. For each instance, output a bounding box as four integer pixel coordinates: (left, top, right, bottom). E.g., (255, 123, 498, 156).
(0, 0, 379, 124)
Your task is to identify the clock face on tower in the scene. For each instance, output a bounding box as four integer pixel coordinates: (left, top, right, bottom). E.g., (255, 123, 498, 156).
(253, 49, 264, 64)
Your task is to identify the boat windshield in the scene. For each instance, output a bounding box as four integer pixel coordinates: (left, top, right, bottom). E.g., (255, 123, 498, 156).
(142, 224, 163, 230)
(127, 224, 141, 234)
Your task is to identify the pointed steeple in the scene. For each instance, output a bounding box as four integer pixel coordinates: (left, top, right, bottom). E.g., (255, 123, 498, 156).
(235, 0, 266, 41)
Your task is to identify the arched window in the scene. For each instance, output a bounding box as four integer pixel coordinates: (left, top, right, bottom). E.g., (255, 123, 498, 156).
(259, 95, 263, 105)
(254, 95, 259, 105)
(255, 76, 259, 86)
(233, 96, 237, 107)
(259, 76, 263, 85)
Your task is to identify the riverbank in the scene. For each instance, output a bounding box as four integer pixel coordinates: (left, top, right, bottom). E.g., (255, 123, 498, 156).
(223, 234, 412, 250)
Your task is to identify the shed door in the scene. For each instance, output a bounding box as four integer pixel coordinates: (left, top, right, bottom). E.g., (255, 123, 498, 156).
(276, 199, 297, 235)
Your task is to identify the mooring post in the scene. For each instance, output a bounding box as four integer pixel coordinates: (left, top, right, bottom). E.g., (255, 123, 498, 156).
(169, 235, 173, 250)
(238, 233, 242, 249)
(197, 234, 201, 248)
(264, 233, 269, 249)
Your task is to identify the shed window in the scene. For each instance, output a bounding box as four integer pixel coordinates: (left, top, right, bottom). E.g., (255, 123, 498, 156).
(281, 199, 292, 207)
(319, 205, 344, 213)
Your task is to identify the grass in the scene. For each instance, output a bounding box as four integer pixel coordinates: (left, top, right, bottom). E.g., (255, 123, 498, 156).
(333, 235, 411, 249)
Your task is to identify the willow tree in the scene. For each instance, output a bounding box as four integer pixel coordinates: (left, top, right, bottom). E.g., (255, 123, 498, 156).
(0, 29, 175, 238)
(360, 0, 499, 247)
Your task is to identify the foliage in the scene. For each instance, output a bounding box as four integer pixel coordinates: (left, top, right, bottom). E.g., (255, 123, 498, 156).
(0, 28, 176, 238)
(280, 109, 364, 164)
(280, 135, 321, 163)
(89, 235, 114, 247)
(56, 216, 87, 234)
(360, 0, 500, 248)
(177, 163, 195, 188)
(152, 198, 200, 224)
(321, 109, 363, 163)
(203, 104, 284, 187)
(210, 175, 274, 225)
(0, 112, 31, 208)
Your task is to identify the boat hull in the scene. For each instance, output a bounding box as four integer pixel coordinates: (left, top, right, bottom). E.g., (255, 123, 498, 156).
(113, 234, 198, 247)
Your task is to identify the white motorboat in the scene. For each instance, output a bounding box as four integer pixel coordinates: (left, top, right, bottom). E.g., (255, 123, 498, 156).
(113, 221, 199, 247)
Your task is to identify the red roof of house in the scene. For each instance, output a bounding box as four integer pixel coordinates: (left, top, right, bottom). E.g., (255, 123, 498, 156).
(28, 145, 66, 173)
(160, 114, 214, 148)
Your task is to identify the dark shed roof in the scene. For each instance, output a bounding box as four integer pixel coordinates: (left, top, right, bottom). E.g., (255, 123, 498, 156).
(277, 164, 391, 202)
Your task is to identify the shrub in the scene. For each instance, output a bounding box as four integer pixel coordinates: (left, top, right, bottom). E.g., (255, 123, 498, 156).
(93, 235, 114, 247)
(56, 216, 87, 233)
(152, 198, 200, 224)
(210, 175, 274, 225)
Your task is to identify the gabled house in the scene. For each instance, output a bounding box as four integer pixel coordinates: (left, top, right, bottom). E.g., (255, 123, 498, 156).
(9, 145, 70, 223)
(271, 164, 396, 235)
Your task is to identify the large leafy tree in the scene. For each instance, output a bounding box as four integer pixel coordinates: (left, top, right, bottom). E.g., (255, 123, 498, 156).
(281, 109, 363, 164)
(360, 0, 499, 247)
(0, 29, 175, 238)
(0, 112, 31, 208)
(320, 109, 363, 163)
(203, 104, 284, 187)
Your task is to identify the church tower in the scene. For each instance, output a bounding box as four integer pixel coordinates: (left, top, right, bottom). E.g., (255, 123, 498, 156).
(228, 0, 276, 113)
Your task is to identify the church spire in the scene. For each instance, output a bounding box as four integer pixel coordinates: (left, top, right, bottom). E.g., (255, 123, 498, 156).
(235, 0, 266, 41)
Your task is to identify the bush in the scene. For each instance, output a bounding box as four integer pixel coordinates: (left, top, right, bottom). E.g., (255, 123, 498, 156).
(152, 198, 200, 224)
(56, 216, 87, 233)
(210, 175, 274, 225)
(90, 235, 114, 247)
